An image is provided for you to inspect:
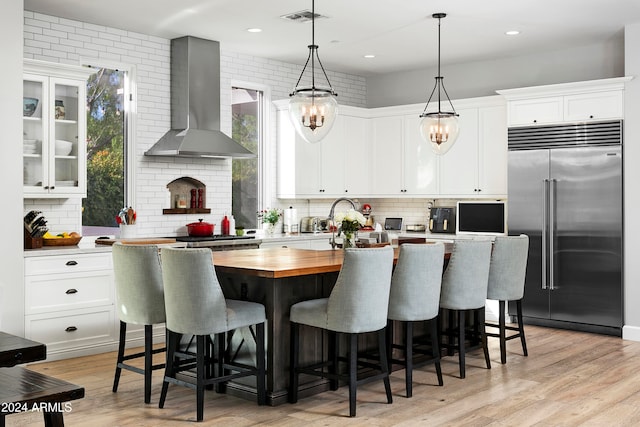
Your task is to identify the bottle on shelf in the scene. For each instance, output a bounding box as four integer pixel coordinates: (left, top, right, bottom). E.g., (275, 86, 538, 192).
(228, 214, 236, 236)
(221, 214, 230, 235)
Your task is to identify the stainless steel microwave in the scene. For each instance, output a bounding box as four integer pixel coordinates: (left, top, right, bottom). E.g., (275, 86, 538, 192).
(456, 201, 506, 235)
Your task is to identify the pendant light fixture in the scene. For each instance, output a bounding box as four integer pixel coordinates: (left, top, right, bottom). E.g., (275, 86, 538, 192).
(419, 13, 459, 155)
(288, 0, 338, 144)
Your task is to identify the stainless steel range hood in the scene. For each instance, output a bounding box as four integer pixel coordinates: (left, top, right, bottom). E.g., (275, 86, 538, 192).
(145, 36, 255, 158)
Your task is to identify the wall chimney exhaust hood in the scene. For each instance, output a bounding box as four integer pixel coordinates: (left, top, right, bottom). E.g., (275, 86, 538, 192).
(145, 36, 255, 158)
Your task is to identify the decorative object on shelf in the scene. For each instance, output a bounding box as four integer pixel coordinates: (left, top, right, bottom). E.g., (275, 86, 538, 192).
(259, 208, 282, 235)
(197, 188, 204, 208)
(334, 208, 366, 249)
(55, 99, 65, 119)
(54, 139, 73, 156)
(288, 0, 338, 144)
(23, 97, 39, 117)
(419, 13, 459, 155)
(190, 188, 197, 208)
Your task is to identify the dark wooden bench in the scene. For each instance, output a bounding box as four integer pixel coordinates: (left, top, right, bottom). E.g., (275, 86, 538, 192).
(0, 366, 85, 427)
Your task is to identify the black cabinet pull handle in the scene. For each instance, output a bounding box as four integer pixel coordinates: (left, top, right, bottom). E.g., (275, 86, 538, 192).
(65, 288, 78, 294)
(65, 326, 78, 332)
(14, 352, 23, 360)
(65, 260, 78, 266)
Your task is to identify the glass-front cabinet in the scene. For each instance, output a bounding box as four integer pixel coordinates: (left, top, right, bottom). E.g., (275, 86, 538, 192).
(23, 59, 93, 198)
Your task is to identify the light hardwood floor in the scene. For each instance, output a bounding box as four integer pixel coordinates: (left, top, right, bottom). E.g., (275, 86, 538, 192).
(9, 325, 640, 426)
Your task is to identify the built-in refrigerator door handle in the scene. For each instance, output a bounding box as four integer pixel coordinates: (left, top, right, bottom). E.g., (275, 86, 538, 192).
(542, 179, 549, 290)
(549, 179, 556, 290)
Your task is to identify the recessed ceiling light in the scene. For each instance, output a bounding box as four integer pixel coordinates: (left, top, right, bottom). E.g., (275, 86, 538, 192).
(364, 54, 376, 59)
(505, 30, 520, 36)
(247, 28, 262, 33)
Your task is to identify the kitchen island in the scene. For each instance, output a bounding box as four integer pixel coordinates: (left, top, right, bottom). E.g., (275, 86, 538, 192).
(211, 247, 392, 405)
(211, 246, 450, 406)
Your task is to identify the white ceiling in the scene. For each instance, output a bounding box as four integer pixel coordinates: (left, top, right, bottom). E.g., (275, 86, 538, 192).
(23, 0, 640, 76)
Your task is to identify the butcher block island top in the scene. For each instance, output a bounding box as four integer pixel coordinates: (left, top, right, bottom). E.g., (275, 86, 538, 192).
(212, 245, 450, 279)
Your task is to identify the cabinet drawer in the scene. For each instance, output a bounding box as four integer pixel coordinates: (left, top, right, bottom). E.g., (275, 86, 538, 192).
(25, 307, 116, 353)
(25, 271, 113, 315)
(25, 252, 112, 275)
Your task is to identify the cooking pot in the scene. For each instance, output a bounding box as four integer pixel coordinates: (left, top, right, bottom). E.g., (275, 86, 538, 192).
(186, 219, 215, 236)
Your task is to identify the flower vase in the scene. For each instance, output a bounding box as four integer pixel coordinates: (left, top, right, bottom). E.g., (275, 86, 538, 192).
(343, 231, 356, 249)
(266, 223, 275, 236)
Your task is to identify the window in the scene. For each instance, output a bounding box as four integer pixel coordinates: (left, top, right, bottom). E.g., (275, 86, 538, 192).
(82, 65, 132, 236)
(232, 86, 264, 229)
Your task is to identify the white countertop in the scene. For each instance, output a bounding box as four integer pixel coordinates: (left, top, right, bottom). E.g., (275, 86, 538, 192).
(23, 230, 497, 257)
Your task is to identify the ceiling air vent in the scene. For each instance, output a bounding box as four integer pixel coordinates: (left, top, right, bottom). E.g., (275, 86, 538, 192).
(280, 10, 327, 23)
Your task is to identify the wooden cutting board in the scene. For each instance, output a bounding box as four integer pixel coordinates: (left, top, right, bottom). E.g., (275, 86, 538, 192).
(94, 237, 177, 246)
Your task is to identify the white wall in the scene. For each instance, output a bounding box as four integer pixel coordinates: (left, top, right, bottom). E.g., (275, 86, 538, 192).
(0, 1, 25, 334)
(623, 23, 640, 340)
(367, 36, 624, 108)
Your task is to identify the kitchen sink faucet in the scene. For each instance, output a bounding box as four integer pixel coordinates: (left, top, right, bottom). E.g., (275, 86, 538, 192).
(328, 197, 359, 249)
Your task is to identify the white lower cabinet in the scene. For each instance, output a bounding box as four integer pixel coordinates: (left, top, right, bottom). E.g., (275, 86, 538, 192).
(24, 252, 116, 359)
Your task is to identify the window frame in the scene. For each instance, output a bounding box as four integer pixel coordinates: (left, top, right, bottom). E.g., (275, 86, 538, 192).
(230, 80, 271, 215)
(80, 58, 137, 225)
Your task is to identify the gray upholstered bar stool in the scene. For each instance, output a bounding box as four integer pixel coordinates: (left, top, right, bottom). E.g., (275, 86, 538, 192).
(485, 234, 529, 364)
(112, 243, 166, 404)
(387, 243, 445, 397)
(439, 239, 492, 379)
(159, 248, 266, 422)
(289, 246, 394, 417)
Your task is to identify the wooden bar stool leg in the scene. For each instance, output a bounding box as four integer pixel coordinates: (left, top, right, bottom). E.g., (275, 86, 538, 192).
(113, 321, 127, 393)
(196, 335, 205, 422)
(517, 300, 528, 356)
(457, 310, 466, 379)
(386, 319, 394, 372)
(348, 333, 358, 417)
(378, 328, 393, 404)
(480, 309, 491, 370)
(329, 330, 339, 391)
(498, 300, 507, 364)
(144, 324, 153, 403)
(404, 321, 413, 398)
(430, 318, 443, 386)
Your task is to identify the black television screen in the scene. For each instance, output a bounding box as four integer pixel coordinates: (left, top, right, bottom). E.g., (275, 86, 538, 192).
(456, 201, 506, 235)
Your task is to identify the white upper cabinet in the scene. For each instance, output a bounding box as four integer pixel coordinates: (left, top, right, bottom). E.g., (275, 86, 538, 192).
(498, 77, 632, 127)
(402, 115, 439, 195)
(276, 103, 369, 198)
(438, 107, 480, 196)
(438, 103, 507, 198)
(275, 95, 507, 199)
(23, 59, 93, 198)
(506, 97, 563, 126)
(370, 115, 404, 196)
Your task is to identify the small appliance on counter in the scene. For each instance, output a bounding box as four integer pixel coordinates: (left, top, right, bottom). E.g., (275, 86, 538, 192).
(383, 217, 403, 231)
(429, 207, 456, 234)
(300, 216, 320, 233)
(360, 203, 375, 230)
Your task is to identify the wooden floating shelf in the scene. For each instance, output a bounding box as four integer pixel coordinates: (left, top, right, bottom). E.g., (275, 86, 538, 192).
(163, 208, 211, 215)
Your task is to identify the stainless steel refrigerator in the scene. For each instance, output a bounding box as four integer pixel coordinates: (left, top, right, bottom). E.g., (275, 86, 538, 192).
(507, 120, 623, 336)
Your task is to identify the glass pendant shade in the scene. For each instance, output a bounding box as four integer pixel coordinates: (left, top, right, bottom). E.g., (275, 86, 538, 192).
(419, 112, 459, 155)
(288, 88, 338, 143)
